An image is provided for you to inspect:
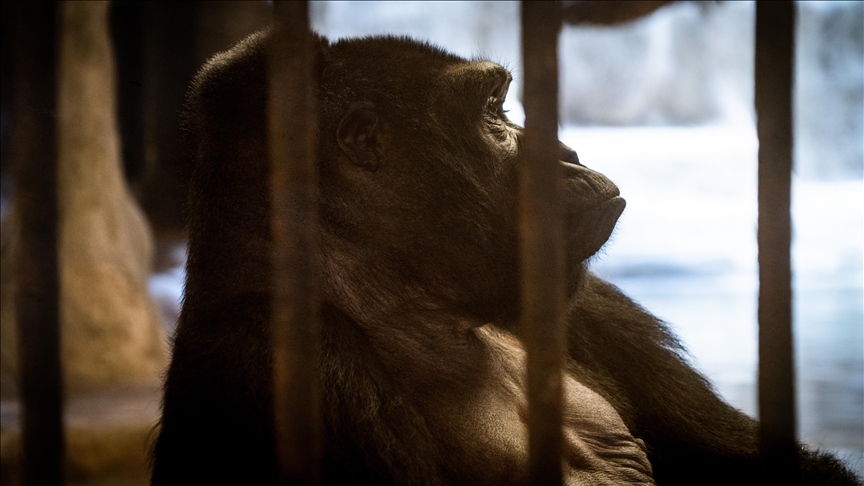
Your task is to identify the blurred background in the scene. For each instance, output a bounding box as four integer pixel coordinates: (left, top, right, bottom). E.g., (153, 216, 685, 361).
(1, 1, 861, 484)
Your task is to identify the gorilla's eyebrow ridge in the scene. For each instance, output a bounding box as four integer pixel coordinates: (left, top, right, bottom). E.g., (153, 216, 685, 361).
(446, 61, 513, 102)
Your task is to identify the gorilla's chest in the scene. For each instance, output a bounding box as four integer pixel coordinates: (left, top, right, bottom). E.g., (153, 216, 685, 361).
(424, 325, 654, 485)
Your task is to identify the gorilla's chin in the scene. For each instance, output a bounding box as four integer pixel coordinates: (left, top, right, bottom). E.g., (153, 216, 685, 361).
(567, 196, 626, 264)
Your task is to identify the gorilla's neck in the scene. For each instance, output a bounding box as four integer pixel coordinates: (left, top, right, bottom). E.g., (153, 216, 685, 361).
(319, 224, 592, 317)
(318, 231, 498, 379)
(317, 231, 594, 387)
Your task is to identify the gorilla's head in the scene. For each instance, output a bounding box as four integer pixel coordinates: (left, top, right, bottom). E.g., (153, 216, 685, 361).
(184, 31, 624, 323)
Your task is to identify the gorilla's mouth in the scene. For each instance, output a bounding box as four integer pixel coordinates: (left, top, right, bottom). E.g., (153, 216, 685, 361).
(597, 195, 626, 215)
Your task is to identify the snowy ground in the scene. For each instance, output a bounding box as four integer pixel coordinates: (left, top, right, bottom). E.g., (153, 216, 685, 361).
(149, 123, 863, 477)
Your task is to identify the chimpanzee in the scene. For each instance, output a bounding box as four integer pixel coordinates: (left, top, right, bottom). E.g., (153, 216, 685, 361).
(151, 30, 861, 486)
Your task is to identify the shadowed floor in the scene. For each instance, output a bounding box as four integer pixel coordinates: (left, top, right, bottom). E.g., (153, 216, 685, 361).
(0, 385, 161, 485)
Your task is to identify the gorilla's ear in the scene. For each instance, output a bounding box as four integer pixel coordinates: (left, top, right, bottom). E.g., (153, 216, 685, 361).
(337, 103, 381, 171)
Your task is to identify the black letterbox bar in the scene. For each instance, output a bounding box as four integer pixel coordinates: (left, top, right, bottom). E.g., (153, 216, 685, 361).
(269, 2, 322, 484)
(755, 0, 798, 481)
(520, 2, 566, 485)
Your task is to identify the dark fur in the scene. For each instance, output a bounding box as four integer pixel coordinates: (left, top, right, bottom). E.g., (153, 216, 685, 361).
(151, 30, 861, 486)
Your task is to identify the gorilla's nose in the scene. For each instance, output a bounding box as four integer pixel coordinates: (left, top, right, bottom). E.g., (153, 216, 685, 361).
(559, 142, 581, 166)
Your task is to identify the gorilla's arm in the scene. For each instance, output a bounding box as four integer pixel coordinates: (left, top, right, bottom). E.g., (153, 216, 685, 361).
(568, 272, 861, 486)
(151, 293, 278, 485)
(568, 273, 758, 483)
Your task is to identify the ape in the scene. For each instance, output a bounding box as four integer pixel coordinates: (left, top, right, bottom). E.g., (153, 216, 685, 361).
(151, 30, 861, 486)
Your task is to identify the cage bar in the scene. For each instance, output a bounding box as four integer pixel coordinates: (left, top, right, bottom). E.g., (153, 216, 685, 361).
(755, 0, 798, 482)
(11, 2, 64, 485)
(268, 2, 322, 484)
(520, 2, 566, 485)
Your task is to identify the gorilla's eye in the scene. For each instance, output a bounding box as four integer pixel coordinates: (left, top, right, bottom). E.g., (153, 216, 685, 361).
(486, 95, 508, 118)
(484, 96, 510, 137)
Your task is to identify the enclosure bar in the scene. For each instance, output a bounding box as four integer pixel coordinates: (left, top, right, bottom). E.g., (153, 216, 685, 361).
(11, 2, 65, 485)
(520, 2, 565, 485)
(269, 2, 322, 485)
(755, 1, 798, 482)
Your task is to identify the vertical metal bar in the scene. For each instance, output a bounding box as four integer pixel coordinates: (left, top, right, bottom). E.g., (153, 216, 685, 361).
(520, 2, 564, 485)
(755, 1, 798, 482)
(11, 2, 64, 485)
(110, 0, 146, 184)
(140, 1, 197, 233)
(269, 1, 321, 484)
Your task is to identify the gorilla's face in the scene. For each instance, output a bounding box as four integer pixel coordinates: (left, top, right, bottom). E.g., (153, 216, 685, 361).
(319, 40, 624, 320)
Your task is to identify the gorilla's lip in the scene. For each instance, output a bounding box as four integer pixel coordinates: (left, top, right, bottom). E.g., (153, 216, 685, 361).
(569, 195, 626, 262)
(560, 161, 621, 202)
(596, 195, 625, 212)
(587, 195, 626, 236)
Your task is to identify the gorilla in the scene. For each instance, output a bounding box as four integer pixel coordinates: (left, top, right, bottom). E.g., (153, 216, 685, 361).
(151, 30, 860, 486)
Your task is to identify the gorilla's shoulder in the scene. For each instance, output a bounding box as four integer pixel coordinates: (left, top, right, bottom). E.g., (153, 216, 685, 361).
(186, 29, 271, 127)
(574, 273, 685, 352)
(196, 29, 271, 89)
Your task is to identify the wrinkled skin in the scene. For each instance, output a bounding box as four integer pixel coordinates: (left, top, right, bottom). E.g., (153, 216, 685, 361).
(151, 31, 861, 486)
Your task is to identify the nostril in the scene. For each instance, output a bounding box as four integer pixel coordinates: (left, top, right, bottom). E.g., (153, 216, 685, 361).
(561, 149, 581, 165)
(558, 141, 581, 165)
